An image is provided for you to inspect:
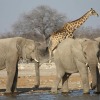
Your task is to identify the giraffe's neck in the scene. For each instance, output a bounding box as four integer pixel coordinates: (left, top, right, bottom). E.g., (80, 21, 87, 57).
(72, 11, 90, 28)
(64, 11, 91, 32)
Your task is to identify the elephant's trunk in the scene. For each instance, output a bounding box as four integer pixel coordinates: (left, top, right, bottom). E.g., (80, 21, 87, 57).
(34, 62, 40, 88)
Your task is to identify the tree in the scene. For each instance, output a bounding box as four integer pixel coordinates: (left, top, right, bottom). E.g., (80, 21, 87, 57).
(74, 26, 100, 39)
(12, 5, 67, 42)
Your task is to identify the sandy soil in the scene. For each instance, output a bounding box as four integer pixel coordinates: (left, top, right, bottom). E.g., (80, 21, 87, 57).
(0, 63, 92, 95)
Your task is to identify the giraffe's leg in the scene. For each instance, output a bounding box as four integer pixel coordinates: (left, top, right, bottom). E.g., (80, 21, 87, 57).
(48, 39, 53, 63)
(49, 40, 58, 63)
(49, 48, 52, 63)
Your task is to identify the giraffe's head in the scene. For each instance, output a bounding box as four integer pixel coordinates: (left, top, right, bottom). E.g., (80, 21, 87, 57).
(89, 8, 99, 17)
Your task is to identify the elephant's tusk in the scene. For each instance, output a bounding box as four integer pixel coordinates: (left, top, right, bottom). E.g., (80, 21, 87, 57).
(34, 58, 39, 62)
(86, 63, 88, 66)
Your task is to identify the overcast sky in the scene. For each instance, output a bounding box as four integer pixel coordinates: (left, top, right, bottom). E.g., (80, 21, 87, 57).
(0, 0, 100, 33)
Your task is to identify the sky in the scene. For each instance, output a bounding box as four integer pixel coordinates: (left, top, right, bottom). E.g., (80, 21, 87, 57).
(0, 0, 100, 33)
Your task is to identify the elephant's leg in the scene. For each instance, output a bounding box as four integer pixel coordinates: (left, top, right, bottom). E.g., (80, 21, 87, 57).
(5, 56, 18, 94)
(51, 74, 64, 93)
(11, 64, 18, 93)
(94, 66, 100, 93)
(89, 63, 100, 93)
(61, 73, 71, 93)
(76, 61, 89, 94)
(51, 63, 65, 93)
(89, 64, 97, 90)
(34, 62, 40, 88)
(6, 66, 16, 93)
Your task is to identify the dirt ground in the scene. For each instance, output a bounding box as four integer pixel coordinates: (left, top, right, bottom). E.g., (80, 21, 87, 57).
(0, 63, 92, 95)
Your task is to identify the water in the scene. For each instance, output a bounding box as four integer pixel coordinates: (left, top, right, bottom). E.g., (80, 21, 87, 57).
(0, 90, 100, 100)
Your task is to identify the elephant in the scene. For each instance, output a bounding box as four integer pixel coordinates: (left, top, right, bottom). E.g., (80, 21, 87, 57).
(0, 37, 40, 94)
(51, 38, 100, 94)
(95, 37, 100, 62)
(95, 37, 100, 43)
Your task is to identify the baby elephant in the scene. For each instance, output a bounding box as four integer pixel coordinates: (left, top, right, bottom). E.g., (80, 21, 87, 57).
(0, 37, 40, 94)
(51, 38, 100, 94)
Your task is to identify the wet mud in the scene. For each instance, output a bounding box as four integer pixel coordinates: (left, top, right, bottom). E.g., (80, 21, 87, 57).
(0, 89, 100, 100)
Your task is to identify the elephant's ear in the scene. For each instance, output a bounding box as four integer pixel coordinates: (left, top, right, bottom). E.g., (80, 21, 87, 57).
(16, 37, 26, 57)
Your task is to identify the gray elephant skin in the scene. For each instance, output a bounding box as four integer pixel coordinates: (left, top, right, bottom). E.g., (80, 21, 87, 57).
(95, 37, 100, 62)
(52, 38, 100, 94)
(0, 37, 40, 94)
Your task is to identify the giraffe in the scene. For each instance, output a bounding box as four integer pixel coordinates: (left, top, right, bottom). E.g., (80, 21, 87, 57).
(48, 8, 99, 63)
(62, 8, 99, 33)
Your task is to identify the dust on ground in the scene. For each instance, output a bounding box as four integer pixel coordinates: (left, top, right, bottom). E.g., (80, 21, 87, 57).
(0, 63, 92, 95)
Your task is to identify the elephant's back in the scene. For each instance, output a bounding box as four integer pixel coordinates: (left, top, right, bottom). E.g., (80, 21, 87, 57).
(54, 38, 78, 73)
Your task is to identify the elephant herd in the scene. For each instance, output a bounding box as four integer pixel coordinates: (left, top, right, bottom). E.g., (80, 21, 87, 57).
(0, 37, 100, 95)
